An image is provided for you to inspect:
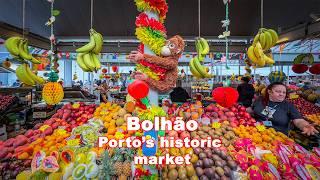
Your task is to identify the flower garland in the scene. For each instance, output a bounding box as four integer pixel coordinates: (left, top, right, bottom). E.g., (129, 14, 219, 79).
(136, 13, 167, 35)
(134, 0, 168, 23)
(135, 27, 165, 55)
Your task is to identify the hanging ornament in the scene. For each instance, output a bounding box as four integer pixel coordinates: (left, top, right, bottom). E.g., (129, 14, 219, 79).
(292, 64, 308, 74)
(309, 64, 320, 75)
(212, 87, 239, 108)
(2, 59, 11, 68)
(42, 72, 64, 105)
(128, 80, 149, 99)
(102, 68, 108, 74)
(112, 66, 118, 72)
(73, 73, 78, 80)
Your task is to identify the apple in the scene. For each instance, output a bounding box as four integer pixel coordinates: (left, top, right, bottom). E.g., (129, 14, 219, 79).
(218, 111, 225, 116)
(243, 112, 251, 119)
(180, 131, 190, 139)
(168, 130, 178, 138)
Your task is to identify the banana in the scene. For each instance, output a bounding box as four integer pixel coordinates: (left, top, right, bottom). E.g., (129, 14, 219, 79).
(16, 64, 35, 86)
(253, 33, 260, 45)
(25, 63, 45, 84)
(263, 54, 275, 65)
(92, 31, 103, 54)
(195, 39, 204, 58)
(91, 53, 101, 70)
(76, 53, 91, 72)
(256, 56, 266, 67)
(259, 32, 266, 49)
(18, 39, 32, 60)
(267, 29, 278, 46)
(82, 53, 96, 72)
(253, 42, 264, 59)
(199, 38, 209, 55)
(263, 31, 273, 50)
(193, 56, 212, 78)
(5, 37, 21, 56)
(189, 58, 203, 78)
(76, 31, 96, 53)
(247, 46, 259, 64)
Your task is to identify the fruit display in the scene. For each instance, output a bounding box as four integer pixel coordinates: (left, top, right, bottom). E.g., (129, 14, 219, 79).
(253, 28, 279, 51)
(192, 146, 237, 179)
(16, 63, 45, 86)
(189, 37, 212, 79)
(0, 95, 17, 112)
(107, 148, 135, 179)
(288, 97, 320, 116)
(42, 81, 64, 105)
(233, 125, 293, 150)
(191, 122, 237, 148)
(0, 159, 31, 179)
(76, 29, 103, 72)
(93, 102, 133, 138)
(51, 103, 96, 131)
(298, 88, 320, 103)
(4, 37, 41, 64)
(204, 104, 256, 127)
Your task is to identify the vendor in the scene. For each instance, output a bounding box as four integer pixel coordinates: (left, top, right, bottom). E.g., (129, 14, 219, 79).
(248, 82, 318, 136)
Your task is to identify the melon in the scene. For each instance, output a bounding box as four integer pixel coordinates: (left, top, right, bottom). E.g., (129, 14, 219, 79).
(307, 94, 319, 103)
(268, 71, 286, 83)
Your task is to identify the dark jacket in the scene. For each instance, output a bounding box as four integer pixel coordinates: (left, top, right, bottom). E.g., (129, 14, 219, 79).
(170, 87, 190, 103)
(237, 83, 255, 107)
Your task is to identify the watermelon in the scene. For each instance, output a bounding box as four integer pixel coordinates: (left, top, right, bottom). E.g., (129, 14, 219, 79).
(292, 64, 308, 74)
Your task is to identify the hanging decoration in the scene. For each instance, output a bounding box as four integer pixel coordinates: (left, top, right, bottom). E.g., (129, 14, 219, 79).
(42, 72, 64, 105)
(219, 0, 231, 70)
(309, 64, 320, 75)
(212, 87, 239, 108)
(293, 53, 314, 65)
(75, 0, 103, 73)
(2, 58, 11, 69)
(292, 64, 308, 74)
(111, 65, 118, 73)
(268, 71, 287, 83)
(189, 0, 212, 79)
(246, 0, 277, 69)
(131, 0, 185, 92)
(127, 80, 151, 109)
(101, 68, 108, 74)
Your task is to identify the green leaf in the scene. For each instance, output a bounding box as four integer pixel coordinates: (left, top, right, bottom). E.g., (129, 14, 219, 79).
(52, 10, 60, 16)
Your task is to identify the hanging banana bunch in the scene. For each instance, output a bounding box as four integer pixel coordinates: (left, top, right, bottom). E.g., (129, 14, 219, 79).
(15, 63, 45, 86)
(76, 29, 103, 73)
(189, 38, 212, 79)
(5, 37, 41, 64)
(247, 28, 278, 68)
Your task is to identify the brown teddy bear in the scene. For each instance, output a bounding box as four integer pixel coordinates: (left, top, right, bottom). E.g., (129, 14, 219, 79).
(128, 35, 185, 92)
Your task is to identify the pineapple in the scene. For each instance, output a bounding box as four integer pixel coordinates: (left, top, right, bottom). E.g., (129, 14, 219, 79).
(101, 150, 115, 179)
(114, 161, 123, 176)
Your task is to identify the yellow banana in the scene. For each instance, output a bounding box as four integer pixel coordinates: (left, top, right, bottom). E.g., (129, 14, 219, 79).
(83, 53, 96, 72)
(76, 53, 91, 72)
(253, 42, 264, 59)
(263, 54, 275, 65)
(253, 33, 260, 45)
(193, 56, 212, 78)
(5, 37, 21, 56)
(91, 53, 101, 70)
(25, 63, 45, 84)
(267, 29, 278, 47)
(247, 46, 259, 64)
(18, 39, 32, 60)
(195, 39, 204, 58)
(259, 32, 266, 49)
(76, 30, 96, 53)
(263, 31, 273, 50)
(256, 55, 266, 67)
(199, 38, 209, 55)
(16, 64, 35, 86)
(92, 31, 103, 54)
(189, 58, 203, 78)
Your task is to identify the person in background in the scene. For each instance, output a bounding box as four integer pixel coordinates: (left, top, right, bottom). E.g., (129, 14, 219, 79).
(249, 82, 318, 135)
(237, 76, 255, 107)
(96, 82, 109, 103)
(169, 80, 190, 103)
(79, 80, 83, 86)
(12, 80, 20, 87)
(0, 81, 3, 87)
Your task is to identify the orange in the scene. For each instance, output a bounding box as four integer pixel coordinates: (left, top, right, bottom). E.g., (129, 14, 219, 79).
(108, 128, 116, 135)
(191, 112, 199, 120)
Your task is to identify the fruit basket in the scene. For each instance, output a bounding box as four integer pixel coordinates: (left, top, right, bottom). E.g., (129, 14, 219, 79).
(0, 95, 19, 115)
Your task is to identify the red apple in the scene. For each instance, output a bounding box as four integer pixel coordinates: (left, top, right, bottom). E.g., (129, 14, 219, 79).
(243, 112, 251, 119)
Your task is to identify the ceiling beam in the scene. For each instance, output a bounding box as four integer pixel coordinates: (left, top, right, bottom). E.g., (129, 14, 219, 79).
(0, 22, 50, 50)
(277, 21, 320, 44)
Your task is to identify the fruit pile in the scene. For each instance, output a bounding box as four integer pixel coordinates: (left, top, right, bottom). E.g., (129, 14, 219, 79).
(233, 125, 293, 150)
(162, 147, 197, 180)
(0, 95, 17, 112)
(288, 97, 320, 115)
(204, 104, 256, 127)
(52, 103, 96, 131)
(0, 159, 31, 179)
(190, 122, 237, 147)
(305, 113, 320, 125)
(93, 102, 133, 138)
(193, 147, 238, 179)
